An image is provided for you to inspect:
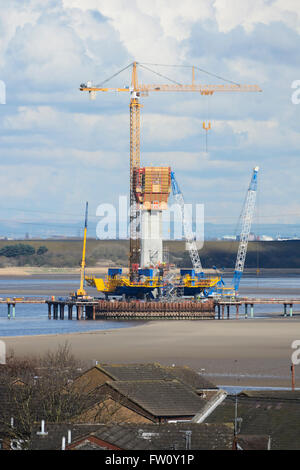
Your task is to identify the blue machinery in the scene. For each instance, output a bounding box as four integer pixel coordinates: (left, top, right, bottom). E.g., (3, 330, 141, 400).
(233, 166, 259, 292)
(170, 167, 259, 297)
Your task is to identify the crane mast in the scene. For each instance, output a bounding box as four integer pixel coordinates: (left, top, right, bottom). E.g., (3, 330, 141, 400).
(233, 167, 259, 292)
(129, 63, 141, 279)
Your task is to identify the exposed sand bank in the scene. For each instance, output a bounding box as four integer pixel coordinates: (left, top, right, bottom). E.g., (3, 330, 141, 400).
(2, 318, 300, 388)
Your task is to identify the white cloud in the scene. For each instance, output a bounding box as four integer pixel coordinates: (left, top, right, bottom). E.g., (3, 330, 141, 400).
(62, 0, 215, 63)
(213, 0, 300, 34)
(0, 0, 299, 227)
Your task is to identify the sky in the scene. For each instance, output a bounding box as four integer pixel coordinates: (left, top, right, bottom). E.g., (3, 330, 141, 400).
(0, 0, 299, 238)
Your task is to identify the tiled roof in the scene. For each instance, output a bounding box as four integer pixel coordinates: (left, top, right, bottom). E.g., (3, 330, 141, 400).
(96, 362, 217, 390)
(206, 391, 300, 450)
(164, 366, 218, 390)
(235, 434, 270, 450)
(238, 390, 300, 401)
(97, 363, 175, 382)
(87, 422, 234, 450)
(30, 422, 234, 450)
(30, 423, 106, 450)
(105, 379, 208, 417)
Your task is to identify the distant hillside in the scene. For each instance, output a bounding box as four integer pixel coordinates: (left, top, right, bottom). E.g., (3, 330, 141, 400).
(0, 239, 299, 269)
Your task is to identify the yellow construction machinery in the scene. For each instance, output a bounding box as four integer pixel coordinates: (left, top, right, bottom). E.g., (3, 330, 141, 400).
(71, 202, 89, 299)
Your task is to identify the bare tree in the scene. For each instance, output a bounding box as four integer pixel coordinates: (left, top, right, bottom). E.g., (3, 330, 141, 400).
(0, 343, 89, 448)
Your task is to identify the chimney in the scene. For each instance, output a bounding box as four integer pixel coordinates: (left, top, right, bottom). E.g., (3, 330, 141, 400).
(185, 431, 192, 450)
(62, 436, 66, 451)
(10, 417, 14, 428)
(37, 420, 48, 436)
(267, 436, 272, 450)
(67, 430, 72, 444)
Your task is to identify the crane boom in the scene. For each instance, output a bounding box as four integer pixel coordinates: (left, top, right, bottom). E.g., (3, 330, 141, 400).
(171, 171, 204, 277)
(233, 167, 259, 292)
(80, 84, 261, 94)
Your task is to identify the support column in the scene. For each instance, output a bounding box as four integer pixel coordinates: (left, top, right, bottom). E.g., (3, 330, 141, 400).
(250, 304, 254, 318)
(245, 304, 248, 319)
(59, 304, 65, 320)
(68, 304, 73, 320)
(291, 363, 295, 391)
(290, 304, 293, 317)
(48, 303, 52, 319)
(77, 305, 82, 320)
(53, 304, 58, 320)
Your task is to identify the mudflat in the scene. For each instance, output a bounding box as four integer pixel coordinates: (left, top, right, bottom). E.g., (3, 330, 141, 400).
(2, 318, 300, 387)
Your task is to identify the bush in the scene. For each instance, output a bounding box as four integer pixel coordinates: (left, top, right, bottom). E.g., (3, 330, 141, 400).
(37, 246, 48, 255)
(0, 244, 35, 258)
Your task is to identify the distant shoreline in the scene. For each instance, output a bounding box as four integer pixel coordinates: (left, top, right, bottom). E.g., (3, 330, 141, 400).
(0, 266, 300, 279)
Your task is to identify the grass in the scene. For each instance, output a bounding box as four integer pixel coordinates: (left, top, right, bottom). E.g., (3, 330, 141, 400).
(0, 239, 299, 269)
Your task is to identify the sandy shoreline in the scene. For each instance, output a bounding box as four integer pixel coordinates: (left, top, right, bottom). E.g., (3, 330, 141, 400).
(2, 318, 300, 388)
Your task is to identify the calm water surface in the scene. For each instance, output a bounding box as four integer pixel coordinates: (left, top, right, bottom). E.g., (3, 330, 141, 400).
(0, 275, 299, 336)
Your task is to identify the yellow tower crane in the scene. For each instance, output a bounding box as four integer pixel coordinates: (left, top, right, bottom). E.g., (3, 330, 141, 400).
(80, 62, 262, 280)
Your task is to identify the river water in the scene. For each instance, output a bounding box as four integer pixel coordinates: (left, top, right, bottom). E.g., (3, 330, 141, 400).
(0, 275, 299, 337)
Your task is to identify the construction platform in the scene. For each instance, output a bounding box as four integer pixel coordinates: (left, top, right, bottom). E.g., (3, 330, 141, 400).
(85, 268, 221, 300)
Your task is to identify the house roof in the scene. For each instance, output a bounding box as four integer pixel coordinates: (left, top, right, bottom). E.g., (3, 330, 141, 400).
(238, 390, 300, 401)
(78, 422, 234, 450)
(163, 366, 218, 390)
(30, 422, 234, 450)
(235, 434, 271, 450)
(103, 379, 208, 418)
(96, 363, 169, 381)
(94, 362, 217, 390)
(30, 423, 107, 450)
(205, 391, 300, 450)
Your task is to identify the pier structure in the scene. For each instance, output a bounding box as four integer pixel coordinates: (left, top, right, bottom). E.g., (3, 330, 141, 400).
(46, 300, 97, 321)
(214, 298, 300, 319)
(46, 299, 215, 320)
(1, 297, 300, 321)
(0, 298, 45, 319)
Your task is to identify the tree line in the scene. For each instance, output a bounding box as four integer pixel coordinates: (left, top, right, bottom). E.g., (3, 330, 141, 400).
(0, 244, 48, 258)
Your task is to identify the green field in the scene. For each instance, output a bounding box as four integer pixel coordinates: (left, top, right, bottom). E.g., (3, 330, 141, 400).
(0, 239, 299, 270)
